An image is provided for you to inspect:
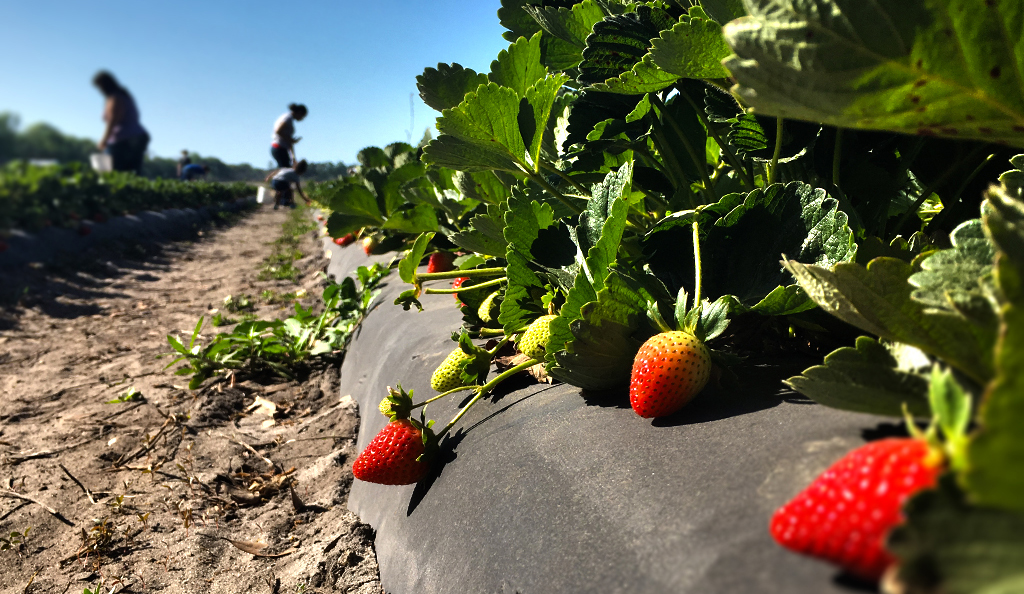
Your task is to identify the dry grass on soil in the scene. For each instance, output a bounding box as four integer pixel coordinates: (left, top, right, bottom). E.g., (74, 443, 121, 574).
(0, 205, 383, 594)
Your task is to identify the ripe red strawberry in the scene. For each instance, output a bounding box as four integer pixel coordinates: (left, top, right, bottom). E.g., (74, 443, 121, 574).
(338, 233, 356, 246)
(629, 331, 711, 418)
(362, 235, 381, 255)
(317, 214, 324, 221)
(427, 251, 455, 273)
(451, 276, 469, 302)
(770, 438, 942, 581)
(352, 419, 433, 485)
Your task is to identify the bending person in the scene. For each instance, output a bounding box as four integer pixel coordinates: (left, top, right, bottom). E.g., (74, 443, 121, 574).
(266, 160, 309, 210)
(94, 71, 150, 174)
(270, 103, 307, 168)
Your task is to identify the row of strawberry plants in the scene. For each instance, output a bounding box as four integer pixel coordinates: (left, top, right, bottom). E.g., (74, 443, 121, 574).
(312, 1, 1024, 591)
(0, 160, 256, 233)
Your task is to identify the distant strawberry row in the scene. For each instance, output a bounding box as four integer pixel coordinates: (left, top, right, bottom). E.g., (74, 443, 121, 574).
(0, 161, 255, 233)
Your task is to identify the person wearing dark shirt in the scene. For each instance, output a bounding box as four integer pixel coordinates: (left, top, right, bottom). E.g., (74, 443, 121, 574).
(271, 103, 307, 168)
(177, 150, 192, 177)
(181, 163, 209, 181)
(93, 71, 150, 174)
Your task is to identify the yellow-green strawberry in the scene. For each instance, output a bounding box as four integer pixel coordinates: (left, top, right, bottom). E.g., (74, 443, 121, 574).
(430, 348, 473, 392)
(378, 385, 414, 420)
(478, 290, 501, 323)
(518, 315, 557, 360)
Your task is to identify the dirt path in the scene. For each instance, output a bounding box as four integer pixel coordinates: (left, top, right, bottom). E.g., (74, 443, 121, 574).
(0, 206, 382, 593)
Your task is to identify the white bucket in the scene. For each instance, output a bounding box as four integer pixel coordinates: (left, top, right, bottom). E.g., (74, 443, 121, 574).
(257, 186, 267, 204)
(90, 153, 113, 172)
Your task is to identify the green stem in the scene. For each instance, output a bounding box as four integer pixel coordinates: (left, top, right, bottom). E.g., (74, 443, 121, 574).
(412, 385, 477, 409)
(678, 87, 754, 191)
(650, 94, 715, 204)
(476, 328, 506, 338)
(425, 277, 506, 295)
(832, 128, 843, 189)
(417, 267, 506, 281)
(768, 117, 784, 185)
(522, 167, 584, 216)
(540, 160, 591, 197)
(486, 335, 512, 356)
(692, 221, 703, 306)
(436, 358, 540, 438)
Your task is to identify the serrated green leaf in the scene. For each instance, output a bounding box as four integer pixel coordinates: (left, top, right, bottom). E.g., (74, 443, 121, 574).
(649, 16, 731, 79)
(750, 285, 817, 316)
(699, 0, 746, 25)
(578, 6, 677, 87)
(357, 147, 389, 169)
(722, 0, 1024, 147)
(454, 170, 512, 205)
(785, 336, 931, 417)
(326, 184, 385, 224)
(785, 257, 995, 385)
(379, 162, 427, 216)
(448, 211, 509, 257)
(424, 83, 528, 173)
(549, 270, 645, 390)
(524, 0, 606, 50)
(524, 73, 572, 170)
(909, 219, 996, 313)
(490, 33, 549, 100)
(380, 203, 439, 234)
(326, 212, 379, 238)
(591, 53, 680, 95)
(499, 194, 557, 335)
(417, 63, 490, 112)
(964, 175, 1024, 514)
(498, 0, 544, 42)
(888, 476, 1024, 594)
(399, 232, 434, 284)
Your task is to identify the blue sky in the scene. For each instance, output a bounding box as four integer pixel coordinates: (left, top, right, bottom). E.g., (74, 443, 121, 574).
(5, 1, 509, 168)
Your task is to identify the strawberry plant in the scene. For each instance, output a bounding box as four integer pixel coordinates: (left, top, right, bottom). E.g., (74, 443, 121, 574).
(338, 1, 1023, 590)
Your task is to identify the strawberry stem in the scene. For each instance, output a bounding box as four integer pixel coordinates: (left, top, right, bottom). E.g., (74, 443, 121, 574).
(412, 385, 477, 409)
(475, 328, 506, 338)
(692, 221, 703, 306)
(437, 358, 540, 438)
(425, 277, 506, 294)
(486, 335, 512, 356)
(416, 267, 506, 281)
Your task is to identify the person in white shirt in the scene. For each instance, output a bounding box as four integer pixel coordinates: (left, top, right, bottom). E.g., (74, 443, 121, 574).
(270, 103, 307, 168)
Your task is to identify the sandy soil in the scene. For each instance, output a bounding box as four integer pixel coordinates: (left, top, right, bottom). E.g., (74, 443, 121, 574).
(0, 205, 383, 593)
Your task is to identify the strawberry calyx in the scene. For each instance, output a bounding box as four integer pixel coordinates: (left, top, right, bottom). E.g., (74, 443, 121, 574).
(900, 364, 973, 473)
(379, 384, 415, 421)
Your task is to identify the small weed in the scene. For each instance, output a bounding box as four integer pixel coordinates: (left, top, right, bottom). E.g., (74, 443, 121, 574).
(260, 289, 298, 304)
(222, 294, 256, 313)
(106, 387, 141, 404)
(0, 527, 30, 556)
(211, 312, 236, 327)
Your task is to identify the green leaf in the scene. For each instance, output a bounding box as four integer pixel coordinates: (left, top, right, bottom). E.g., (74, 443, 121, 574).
(456, 331, 492, 386)
(908, 219, 996, 315)
(785, 257, 996, 385)
(524, 0, 606, 55)
(785, 336, 931, 417)
(888, 476, 1024, 594)
(423, 82, 528, 173)
(417, 63, 490, 112)
(928, 365, 971, 448)
(549, 270, 645, 390)
(448, 209, 509, 257)
(524, 73, 572, 170)
(578, 6, 677, 87)
(591, 54, 680, 95)
(964, 173, 1024, 514)
(380, 203, 439, 234)
(327, 184, 385, 224)
(499, 194, 557, 335)
(326, 212, 378, 238)
(663, 183, 856, 312)
(357, 147, 389, 169)
(498, 0, 543, 42)
(548, 165, 633, 373)
(454, 170, 512, 205)
(722, 0, 1024, 147)
(399, 232, 434, 284)
(749, 285, 817, 316)
(379, 162, 427, 216)
(698, 0, 746, 25)
(489, 33, 548, 100)
(649, 16, 731, 79)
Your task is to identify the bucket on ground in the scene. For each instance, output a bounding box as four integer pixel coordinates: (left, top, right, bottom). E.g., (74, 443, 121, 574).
(90, 153, 113, 173)
(257, 186, 267, 204)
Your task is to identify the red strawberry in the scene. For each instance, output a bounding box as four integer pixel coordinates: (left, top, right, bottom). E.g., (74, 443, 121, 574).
(352, 419, 434, 485)
(362, 235, 381, 255)
(427, 251, 455, 273)
(451, 276, 469, 302)
(770, 438, 942, 581)
(339, 233, 355, 246)
(317, 214, 324, 221)
(629, 331, 711, 418)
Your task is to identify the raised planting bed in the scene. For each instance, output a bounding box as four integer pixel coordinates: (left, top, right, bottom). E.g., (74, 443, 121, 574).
(325, 240, 889, 594)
